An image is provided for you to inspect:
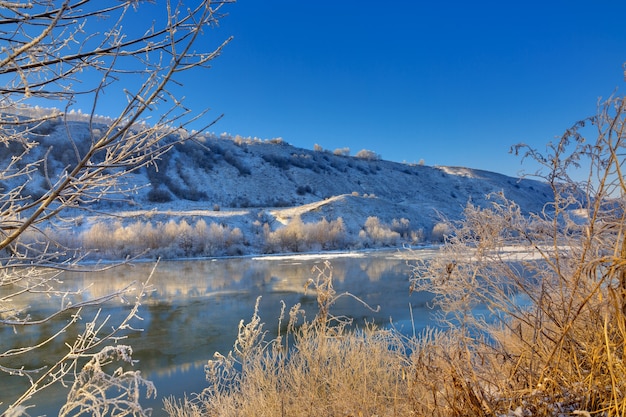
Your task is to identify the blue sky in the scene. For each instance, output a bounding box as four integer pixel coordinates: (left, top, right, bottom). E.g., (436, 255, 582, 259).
(193, 1, 626, 177)
(101, 1, 626, 177)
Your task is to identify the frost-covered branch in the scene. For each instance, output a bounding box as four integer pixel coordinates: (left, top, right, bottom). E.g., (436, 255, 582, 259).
(0, 1, 233, 414)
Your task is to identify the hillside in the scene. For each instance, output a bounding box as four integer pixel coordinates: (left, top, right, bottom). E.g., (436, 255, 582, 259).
(1, 114, 554, 258)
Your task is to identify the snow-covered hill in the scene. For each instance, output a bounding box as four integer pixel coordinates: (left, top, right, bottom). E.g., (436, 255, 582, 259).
(1, 113, 554, 257)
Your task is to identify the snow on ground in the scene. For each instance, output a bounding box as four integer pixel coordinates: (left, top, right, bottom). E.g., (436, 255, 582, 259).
(2, 109, 558, 260)
(252, 252, 367, 261)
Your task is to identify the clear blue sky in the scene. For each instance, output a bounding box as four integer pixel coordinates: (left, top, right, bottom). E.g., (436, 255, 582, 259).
(109, 1, 626, 177)
(73, 0, 626, 175)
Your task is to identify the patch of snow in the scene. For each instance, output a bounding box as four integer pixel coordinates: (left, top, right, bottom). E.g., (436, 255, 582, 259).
(252, 252, 366, 261)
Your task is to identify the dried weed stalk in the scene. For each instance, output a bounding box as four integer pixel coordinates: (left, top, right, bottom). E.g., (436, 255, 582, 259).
(410, 95, 626, 416)
(166, 261, 412, 417)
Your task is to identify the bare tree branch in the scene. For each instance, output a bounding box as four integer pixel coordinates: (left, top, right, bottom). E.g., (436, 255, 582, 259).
(0, 1, 233, 414)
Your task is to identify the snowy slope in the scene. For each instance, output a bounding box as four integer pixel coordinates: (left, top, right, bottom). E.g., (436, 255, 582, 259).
(0, 112, 554, 251)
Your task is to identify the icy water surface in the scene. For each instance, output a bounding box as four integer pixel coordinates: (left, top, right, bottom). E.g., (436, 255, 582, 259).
(1, 249, 439, 416)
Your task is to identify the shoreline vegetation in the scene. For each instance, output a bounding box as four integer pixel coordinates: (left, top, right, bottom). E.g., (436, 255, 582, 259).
(23, 212, 432, 262)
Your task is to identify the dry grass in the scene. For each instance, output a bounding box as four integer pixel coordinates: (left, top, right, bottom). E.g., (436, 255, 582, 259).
(408, 195, 626, 416)
(164, 262, 417, 417)
(408, 94, 626, 416)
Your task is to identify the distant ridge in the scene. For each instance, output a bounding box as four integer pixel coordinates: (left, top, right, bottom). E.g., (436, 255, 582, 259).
(1, 109, 553, 256)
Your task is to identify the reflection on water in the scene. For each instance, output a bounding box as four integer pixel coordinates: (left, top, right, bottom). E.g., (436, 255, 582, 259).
(0, 249, 439, 416)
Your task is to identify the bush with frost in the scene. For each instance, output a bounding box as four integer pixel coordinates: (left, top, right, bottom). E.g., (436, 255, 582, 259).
(409, 94, 626, 416)
(355, 148, 381, 160)
(263, 217, 347, 253)
(359, 216, 401, 247)
(78, 219, 244, 259)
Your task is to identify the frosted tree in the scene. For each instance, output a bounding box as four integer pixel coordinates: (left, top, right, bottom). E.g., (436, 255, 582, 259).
(0, 1, 233, 415)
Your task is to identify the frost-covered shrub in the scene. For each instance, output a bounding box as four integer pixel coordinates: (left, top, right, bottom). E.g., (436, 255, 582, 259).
(355, 149, 380, 160)
(173, 220, 194, 255)
(333, 147, 350, 156)
(266, 217, 305, 252)
(267, 137, 284, 145)
(79, 219, 244, 259)
(82, 222, 110, 251)
(360, 216, 400, 247)
(430, 222, 450, 242)
(390, 218, 411, 237)
(264, 217, 347, 253)
(140, 222, 169, 250)
(300, 217, 346, 251)
(405, 229, 424, 244)
(233, 135, 247, 146)
(197, 220, 240, 255)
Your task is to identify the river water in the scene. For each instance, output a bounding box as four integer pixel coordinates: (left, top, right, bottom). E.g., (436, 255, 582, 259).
(1, 248, 440, 416)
